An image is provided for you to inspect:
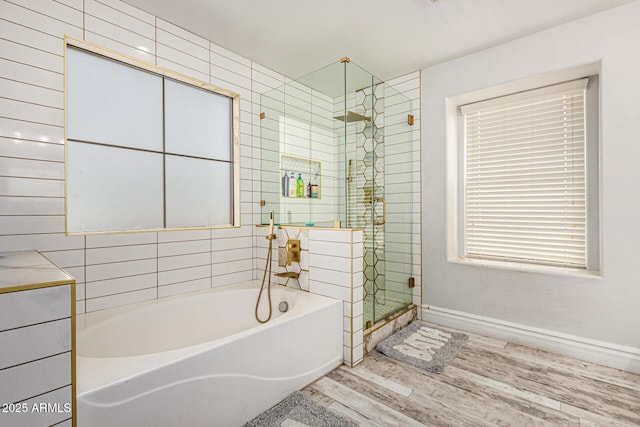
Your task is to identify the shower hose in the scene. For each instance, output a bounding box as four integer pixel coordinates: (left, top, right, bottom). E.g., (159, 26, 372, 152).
(255, 226, 274, 323)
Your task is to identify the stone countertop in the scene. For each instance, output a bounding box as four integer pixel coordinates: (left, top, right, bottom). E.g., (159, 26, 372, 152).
(0, 251, 75, 292)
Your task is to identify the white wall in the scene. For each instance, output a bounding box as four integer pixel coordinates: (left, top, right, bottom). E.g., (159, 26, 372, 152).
(421, 1, 640, 368)
(0, 0, 285, 314)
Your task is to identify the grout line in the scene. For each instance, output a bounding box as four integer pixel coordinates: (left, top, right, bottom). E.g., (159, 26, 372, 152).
(155, 231, 158, 300)
(83, 235, 86, 314)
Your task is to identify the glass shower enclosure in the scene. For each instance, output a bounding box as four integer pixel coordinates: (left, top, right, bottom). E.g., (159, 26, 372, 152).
(260, 58, 415, 328)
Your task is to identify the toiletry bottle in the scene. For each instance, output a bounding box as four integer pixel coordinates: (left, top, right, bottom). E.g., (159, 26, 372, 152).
(289, 173, 297, 197)
(282, 171, 289, 197)
(296, 174, 304, 198)
(307, 182, 312, 198)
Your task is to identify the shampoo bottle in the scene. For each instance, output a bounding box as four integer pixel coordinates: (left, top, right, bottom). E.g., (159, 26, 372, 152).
(296, 174, 304, 198)
(289, 172, 297, 197)
(282, 171, 289, 196)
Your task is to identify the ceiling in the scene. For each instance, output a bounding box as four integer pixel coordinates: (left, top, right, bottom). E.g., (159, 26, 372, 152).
(122, 0, 636, 82)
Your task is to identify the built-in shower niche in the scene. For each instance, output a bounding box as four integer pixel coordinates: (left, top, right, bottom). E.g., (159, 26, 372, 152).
(259, 58, 416, 332)
(280, 155, 321, 200)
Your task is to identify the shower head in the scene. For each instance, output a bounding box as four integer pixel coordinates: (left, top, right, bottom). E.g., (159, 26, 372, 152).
(333, 111, 371, 123)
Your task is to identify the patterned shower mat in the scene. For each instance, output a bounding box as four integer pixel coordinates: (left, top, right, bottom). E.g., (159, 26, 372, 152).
(376, 321, 468, 373)
(244, 391, 356, 427)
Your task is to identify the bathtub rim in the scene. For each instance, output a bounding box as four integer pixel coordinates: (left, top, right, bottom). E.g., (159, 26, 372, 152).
(77, 280, 312, 334)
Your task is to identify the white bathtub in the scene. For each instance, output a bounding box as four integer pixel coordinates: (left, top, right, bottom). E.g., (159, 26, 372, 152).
(76, 281, 343, 427)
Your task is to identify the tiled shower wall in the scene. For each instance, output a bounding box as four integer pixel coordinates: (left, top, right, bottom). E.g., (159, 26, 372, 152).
(0, 0, 284, 314)
(260, 80, 340, 226)
(0, 0, 421, 316)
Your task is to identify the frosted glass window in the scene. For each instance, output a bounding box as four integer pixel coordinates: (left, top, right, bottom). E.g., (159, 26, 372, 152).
(66, 47, 163, 151)
(65, 44, 237, 233)
(165, 79, 232, 161)
(165, 156, 232, 228)
(66, 142, 164, 233)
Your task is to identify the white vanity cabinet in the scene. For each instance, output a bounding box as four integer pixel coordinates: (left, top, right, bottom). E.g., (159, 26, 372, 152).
(0, 251, 76, 427)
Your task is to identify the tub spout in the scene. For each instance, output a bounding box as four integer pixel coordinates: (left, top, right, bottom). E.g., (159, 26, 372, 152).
(274, 271, 301, 290)
(274, 272, 299, 279)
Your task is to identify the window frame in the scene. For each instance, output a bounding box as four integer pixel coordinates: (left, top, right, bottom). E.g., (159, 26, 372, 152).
(63, 36, 241, 235)
(446, 66, 600, 274)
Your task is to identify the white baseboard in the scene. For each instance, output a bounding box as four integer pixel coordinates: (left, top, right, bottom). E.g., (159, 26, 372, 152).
(422, 305, 640, 374)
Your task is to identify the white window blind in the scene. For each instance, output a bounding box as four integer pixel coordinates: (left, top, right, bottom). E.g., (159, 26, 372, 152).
(461, 79, 588, 268)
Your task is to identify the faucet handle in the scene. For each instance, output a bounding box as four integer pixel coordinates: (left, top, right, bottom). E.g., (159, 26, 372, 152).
(286, 239, 300, 265)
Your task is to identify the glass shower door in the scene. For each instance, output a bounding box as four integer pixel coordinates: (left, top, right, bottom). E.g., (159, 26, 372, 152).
(366, 81, 414, 326)
(374, 83, 414, 323)
(343, 64, 414, 328)
(259, 58, 415, 330)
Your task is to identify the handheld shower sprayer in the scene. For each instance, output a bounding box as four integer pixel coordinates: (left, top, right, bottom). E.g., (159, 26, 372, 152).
(267, 211, 275, 240)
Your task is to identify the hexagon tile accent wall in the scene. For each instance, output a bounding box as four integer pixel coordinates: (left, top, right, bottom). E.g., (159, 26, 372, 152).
(352, 85, 387, 322)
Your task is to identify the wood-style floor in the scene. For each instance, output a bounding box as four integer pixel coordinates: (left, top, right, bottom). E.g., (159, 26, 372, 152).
(301, 325, 640, 426)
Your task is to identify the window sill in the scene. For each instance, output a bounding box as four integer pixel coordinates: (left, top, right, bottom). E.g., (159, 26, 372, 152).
(448, 256, 602, 280)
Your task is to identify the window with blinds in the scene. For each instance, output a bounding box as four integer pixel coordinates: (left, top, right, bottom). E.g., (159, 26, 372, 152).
(461, 79, 588, 269)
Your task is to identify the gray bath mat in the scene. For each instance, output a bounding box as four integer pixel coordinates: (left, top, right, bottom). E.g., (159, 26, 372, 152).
(376, 321, 468, 373)
(244, 391, 356, 427)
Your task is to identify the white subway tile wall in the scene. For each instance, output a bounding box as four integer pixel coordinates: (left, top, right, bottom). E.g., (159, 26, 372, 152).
(308, 228, 364, 366)
(0, 0, 280, 313)
(0, 0, 421, 318)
